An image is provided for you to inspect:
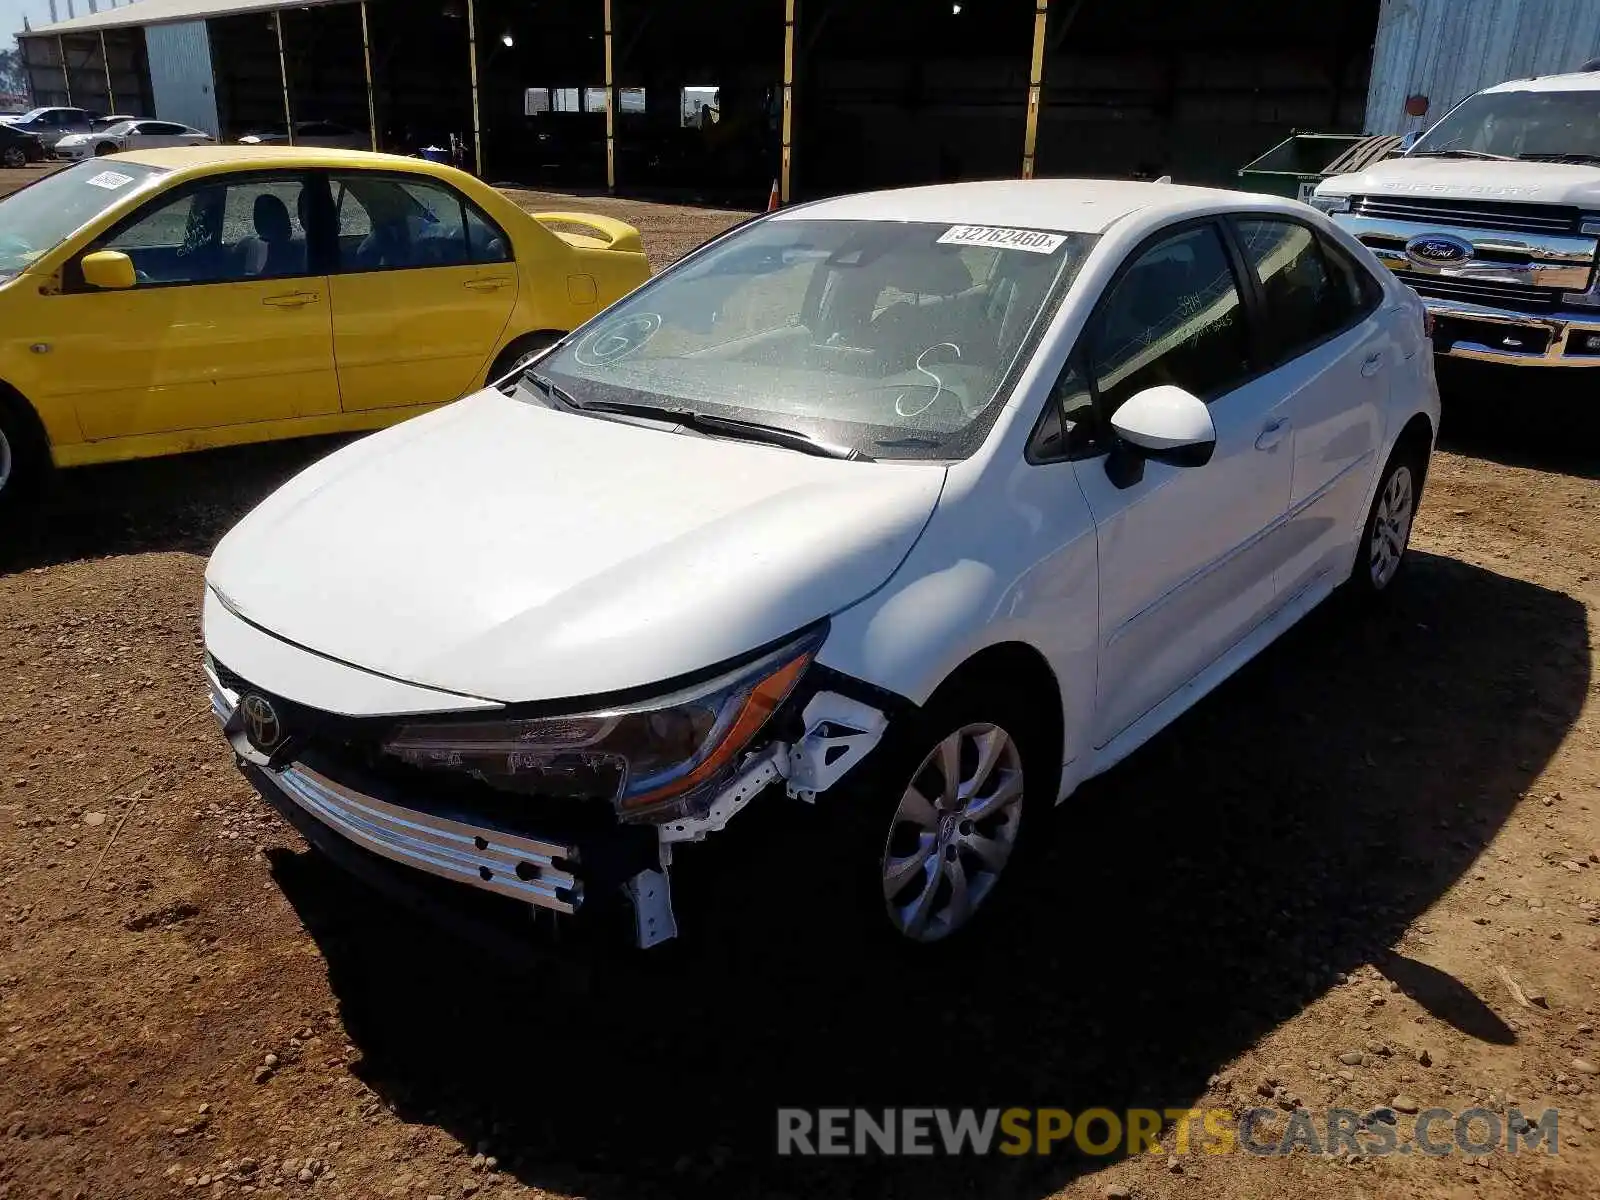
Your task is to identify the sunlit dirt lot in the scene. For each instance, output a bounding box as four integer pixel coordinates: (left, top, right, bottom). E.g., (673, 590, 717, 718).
(1, 162, 1599, 1200)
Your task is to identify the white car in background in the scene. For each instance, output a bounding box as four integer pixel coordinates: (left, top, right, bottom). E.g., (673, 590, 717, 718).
(237, 120, 367, 150)
(54, 119, 214, 160)
(204, 179, 1439, 953)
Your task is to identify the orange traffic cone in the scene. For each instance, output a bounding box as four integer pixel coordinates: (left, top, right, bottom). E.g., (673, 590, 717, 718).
(767, 179, 781, 212)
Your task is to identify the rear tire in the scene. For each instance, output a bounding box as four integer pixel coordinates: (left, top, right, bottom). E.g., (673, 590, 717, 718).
(487, 331, 561, 394)
(1349, 445, 1423, 597)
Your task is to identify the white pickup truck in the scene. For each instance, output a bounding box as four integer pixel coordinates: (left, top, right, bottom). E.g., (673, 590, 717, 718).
(1313, 69, 1600, 366)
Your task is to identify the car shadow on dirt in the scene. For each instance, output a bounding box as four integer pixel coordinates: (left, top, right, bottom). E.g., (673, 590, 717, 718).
(0, 436, 358, 574)
(266, 547, 1589, 1198)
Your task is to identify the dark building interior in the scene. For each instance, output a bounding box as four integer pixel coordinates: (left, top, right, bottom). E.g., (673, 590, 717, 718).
(22, 0, 1382, 206)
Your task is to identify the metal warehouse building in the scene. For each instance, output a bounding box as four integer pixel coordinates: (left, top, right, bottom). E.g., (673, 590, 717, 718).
(16, 0, 1600, 204)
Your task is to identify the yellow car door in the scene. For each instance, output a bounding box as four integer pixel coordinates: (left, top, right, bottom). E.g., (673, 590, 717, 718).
(325, 171, 518, 412)
(39, 171, 340, 442)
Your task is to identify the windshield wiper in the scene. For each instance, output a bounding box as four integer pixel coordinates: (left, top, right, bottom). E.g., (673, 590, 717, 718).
(1514, 152, 1600, 165)
(577, 398, 870, 460)
(1409, 148, 1516, 161)
(522, 372, 580, 408)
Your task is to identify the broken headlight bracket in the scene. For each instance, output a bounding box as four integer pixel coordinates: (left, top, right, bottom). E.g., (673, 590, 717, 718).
(624, 691, 888, 948)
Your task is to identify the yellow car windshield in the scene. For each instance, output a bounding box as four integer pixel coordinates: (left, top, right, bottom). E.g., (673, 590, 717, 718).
(0, 158, 166, 278)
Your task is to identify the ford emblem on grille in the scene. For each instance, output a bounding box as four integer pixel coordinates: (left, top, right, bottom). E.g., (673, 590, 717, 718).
(1405, 233, 1473, 268)
(241, 693, 284, 752)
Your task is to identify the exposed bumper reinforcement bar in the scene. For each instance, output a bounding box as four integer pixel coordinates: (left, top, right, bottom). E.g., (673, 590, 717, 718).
(267, 761, 582, 913)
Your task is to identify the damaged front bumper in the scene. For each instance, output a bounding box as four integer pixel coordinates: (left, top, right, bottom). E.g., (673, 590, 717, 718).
(208, 663, 889, 950)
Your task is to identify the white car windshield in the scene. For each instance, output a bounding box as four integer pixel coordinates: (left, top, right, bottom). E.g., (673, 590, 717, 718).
(1411, 89, 1600, 162)
(531, 218, 1094, 460)
(102, 121, 138, 137)
(0, 158, 165, 278)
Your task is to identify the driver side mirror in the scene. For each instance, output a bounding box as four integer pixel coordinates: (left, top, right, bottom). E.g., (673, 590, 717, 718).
(80, 250, 136, 290)
(1109, 384, 1216, 472)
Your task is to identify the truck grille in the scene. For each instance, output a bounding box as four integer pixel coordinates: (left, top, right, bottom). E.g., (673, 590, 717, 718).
(1353, 195, 1581, 236)
(1405, 274, 1562, 313)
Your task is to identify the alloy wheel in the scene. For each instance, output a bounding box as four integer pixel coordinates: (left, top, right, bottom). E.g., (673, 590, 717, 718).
(1369, 464, 1415, 589)
(880, 722, 1025, 942)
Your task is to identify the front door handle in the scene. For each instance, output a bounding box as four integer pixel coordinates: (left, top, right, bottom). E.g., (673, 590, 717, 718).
(262, 291, 320, 308)
(1361, 350, 1384, 377)
(1255, 418, 1289, 451)
(464, 277, 512, 292)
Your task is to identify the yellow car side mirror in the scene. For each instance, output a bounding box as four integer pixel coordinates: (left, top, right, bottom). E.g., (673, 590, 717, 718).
(80, 250, 136, 290)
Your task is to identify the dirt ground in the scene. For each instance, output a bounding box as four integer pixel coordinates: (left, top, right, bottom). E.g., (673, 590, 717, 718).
(2, 171, 1599, 1200)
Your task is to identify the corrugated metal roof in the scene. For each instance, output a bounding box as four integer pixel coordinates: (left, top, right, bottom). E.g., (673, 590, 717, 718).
(1366, 0, 1600, 133)
(21, 0, 348, 38)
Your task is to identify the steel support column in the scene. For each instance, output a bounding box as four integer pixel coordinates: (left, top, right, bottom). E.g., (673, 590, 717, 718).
(466, 0, 483, 175)
(99, 30, 114, 112)
(1022, 0, 1048, 178)
(781, 0, 796, 203)
(57, 35, 71, 104)
(274, 11, 294, 144)
(604, 0, 615, 192)
(360, 0, 378, 150)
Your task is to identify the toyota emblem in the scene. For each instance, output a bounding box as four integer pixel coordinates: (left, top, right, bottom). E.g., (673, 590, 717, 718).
(240, 693, 284, 751)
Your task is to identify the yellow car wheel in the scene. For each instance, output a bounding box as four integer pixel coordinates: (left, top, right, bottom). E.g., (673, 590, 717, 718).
(488, 331, 562, 395)
(0, 392, 48, 517)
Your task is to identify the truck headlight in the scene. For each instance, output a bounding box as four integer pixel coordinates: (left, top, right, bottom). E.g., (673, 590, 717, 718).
(1309, 194, 1352, 215)
(381, 628, 822, 817)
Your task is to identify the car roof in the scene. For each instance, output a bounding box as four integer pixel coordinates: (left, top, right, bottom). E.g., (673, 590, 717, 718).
(112, 145, 430, 173)
(1484, 70, 1600, 94)
(779, 178, 1272, 235)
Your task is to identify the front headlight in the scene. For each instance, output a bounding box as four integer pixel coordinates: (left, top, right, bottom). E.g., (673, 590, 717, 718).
(1309, 193, 1353, 215)
(381, 628, 823, 818)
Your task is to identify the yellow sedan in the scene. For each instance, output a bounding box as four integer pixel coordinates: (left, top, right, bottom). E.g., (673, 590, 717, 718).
(0, 146, 650, 509)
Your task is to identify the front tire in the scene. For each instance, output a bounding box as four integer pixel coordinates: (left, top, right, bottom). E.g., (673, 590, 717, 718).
(840, 685, 1051, 947)
(1350, 447, 1422, 596)
(0, 395, 47, 521)
(94, 142, 116, 157)
(1, 146, 24, 168)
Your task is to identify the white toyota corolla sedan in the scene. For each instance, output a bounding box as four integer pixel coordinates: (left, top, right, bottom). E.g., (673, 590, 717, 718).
(203, 179, 1439, 951)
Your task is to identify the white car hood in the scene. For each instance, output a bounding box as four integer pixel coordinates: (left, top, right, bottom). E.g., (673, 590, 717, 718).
(1321, 156, 1600, 206)
(207, 390, 945, 705)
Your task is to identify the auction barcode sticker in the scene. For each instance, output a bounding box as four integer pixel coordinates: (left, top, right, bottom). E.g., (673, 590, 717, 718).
(85, 170, 135, 190)
(937, 225, 1066, 254)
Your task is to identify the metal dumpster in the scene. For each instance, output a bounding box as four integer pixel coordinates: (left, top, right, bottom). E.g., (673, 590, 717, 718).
(1237, 132, 1405, 202)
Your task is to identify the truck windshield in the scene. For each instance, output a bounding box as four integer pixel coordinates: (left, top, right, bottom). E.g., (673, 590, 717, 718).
(0, 158, 166, 279)
(1411, 89, 1600, 161)
(531, 217, 1095, 461)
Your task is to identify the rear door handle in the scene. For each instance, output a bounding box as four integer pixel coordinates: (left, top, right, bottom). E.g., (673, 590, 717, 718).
(1255, 418, 1289, 451)
(1361, 350, 1384, 377)
(464, 277, 512, 292)
(262, 291, 319, 308)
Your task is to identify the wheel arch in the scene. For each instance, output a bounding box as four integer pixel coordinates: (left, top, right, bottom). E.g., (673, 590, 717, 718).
(1393, 410, 1435, 493)
(920, 640, 1066, 798)
(485, 327, 565, 388)
(0, 378, 52, 457)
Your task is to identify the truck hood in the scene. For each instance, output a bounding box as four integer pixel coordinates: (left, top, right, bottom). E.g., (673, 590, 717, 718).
(1320, 155, 1600, 206)
(206, 390, 945, 705)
